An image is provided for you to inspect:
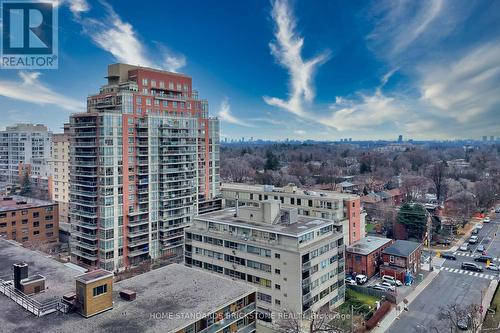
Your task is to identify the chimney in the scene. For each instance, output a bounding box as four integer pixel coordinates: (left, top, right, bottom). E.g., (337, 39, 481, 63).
(13, 263, 28, 291)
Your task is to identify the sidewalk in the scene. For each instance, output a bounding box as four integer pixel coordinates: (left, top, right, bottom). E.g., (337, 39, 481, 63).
(371, 269, 440, 333)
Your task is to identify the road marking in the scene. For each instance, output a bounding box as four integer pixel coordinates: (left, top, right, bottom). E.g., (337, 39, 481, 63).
(441, 266, 497, 280)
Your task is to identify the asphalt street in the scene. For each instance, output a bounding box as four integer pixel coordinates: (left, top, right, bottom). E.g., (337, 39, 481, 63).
(387, 212, 500, 332)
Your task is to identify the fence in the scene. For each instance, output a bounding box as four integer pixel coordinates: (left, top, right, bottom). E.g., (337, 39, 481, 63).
(0, 279, 62, 317)
(365, 301, 392, 330)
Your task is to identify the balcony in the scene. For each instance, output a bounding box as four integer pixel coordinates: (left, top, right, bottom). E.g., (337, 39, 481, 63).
(71, 248, 98, 261)
(128, 248, 149, 257)
(74, 240, 98, 251)
(127, 238, 149, 247)
(128, 229, 149, 237)
(198, 303, 256, 333)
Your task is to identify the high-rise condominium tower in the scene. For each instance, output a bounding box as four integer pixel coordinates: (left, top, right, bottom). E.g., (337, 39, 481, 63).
(0, 123, 52, 183)
(70, 64, 220, 271)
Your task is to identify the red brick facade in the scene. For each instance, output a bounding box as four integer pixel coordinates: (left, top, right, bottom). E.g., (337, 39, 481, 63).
(346, 239, 394, 278)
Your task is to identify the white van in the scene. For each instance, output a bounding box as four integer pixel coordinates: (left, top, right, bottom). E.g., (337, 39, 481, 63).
(381, 275, 403, 286)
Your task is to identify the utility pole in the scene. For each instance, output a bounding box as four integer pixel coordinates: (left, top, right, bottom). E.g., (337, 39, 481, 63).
(427, 211, 433, 271)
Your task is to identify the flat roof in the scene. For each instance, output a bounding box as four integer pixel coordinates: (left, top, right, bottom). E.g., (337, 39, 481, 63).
(196, 207, 338, 236)
(0, 259, 255, 333)
(0, 239, 81, 303)
(346, 236, 393, 255)
(222, 183, 359, 200)
(76, 269, 113, 284)
(383, 240, 422, 257)
(0, 195, 54, 212)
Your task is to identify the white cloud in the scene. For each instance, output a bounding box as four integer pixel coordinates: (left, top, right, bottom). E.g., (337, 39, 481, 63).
(68, 0, 89, 15)
(321, 91, 404, 131)
(217, 99, 252, 127)
(419, 42, 500, 123)
(263, 0, 330, 117)
(0, 72, 85, 112)
(74, 1, 185, 72)
(368, 0, 444, 57)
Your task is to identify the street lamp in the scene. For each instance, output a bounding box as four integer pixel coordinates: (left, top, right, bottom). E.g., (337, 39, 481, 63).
(351, 304, 372, 333)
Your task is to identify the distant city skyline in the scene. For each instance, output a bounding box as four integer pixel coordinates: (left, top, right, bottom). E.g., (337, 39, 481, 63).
(1, 0, 500, 140)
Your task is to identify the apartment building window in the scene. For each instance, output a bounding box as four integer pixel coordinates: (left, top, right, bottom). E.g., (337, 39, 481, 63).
(46, 224, 53, 229)
(390, 255, 395, 263)
(146, 98, 152, 106)
(22, 219, 28, 224)
(162, 101, 168, 107)
(308, 200, 313, 207)
(33, 212, 39, 218)
(33, 221, 39, 227)
(45, 215, 53, 221)
(151, 80, 156, 87)
(275, 284, 281, 290)
(136, 97, 142, 104)
(275, 269, 280, 275)
(33, 231, 39, 235)
(297, 198, 301, 205)
(93, 284, 107, 297)
(275, 253, 281, 259)
(275, 299, 281, 306)
(257, 292, 272, 304)
(0, 223, 6, 228)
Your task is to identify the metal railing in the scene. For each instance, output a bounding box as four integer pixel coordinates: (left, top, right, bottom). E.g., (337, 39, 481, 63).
(0, 280, 61, 317)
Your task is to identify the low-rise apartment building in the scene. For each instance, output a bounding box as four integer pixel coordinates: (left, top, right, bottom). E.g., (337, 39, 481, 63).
(184, 200, 345, 326)
(0, 195, 58, 246)
(380, 240, 422, 282)
(221, 183, 365, 245)
(346, 236, 393, 278)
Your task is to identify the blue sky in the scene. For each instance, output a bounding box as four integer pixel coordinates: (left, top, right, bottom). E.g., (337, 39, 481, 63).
(1, 0, 499, 140)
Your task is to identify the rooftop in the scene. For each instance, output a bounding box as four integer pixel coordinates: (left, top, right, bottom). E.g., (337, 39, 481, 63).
(196, 207, 338, 237)
(346, 236, 393, 255)
(0, 195, 54, 213)
(0, 252, 255, 333)
(383, 240, 422, 257)
(0, 239, 81, 303)
(76, 269, 113, 284)
(222, 182, 358, 200)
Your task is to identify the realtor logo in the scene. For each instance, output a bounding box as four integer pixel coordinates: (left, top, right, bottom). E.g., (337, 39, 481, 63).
(1, 0, 58, 69)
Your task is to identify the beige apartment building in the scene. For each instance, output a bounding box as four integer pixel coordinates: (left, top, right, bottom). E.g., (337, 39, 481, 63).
(221, 183, 365, 246)
(184, 200, 345, 327)
(48, 124, 70, 232)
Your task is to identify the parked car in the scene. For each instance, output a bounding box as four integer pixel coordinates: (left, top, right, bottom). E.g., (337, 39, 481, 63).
(483, 217, 491, 223)
(381, 275, 403, 286)
(380, 281, 396, 291)
(459, 243, 469, 251)
(476, 244, 485, 252)
(495, 207, 500, 213)
(487, 263, 499, 271)
(476, 224, 483, 229)
(371, 285, 388, 291)
(441, 253, 457, 260)
(461, 262, 483, 272)
(345, 276, 356, 285)
(468, 236, 478, 244)
(471, 228, 479, 235)
(474, 255, 493, 263)
(457, 317, 469, 330)
(355, 274, 368, 285)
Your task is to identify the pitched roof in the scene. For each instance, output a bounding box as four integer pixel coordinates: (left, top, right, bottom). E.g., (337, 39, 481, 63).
(383, 240, 421, 257)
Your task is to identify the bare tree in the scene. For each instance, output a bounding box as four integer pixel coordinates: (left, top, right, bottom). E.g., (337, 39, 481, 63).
(438, 303, 482, 333)
(428, 161, 448, 202)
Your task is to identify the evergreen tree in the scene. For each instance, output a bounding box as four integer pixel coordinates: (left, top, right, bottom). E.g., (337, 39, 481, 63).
(397, 203, 427, 240)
